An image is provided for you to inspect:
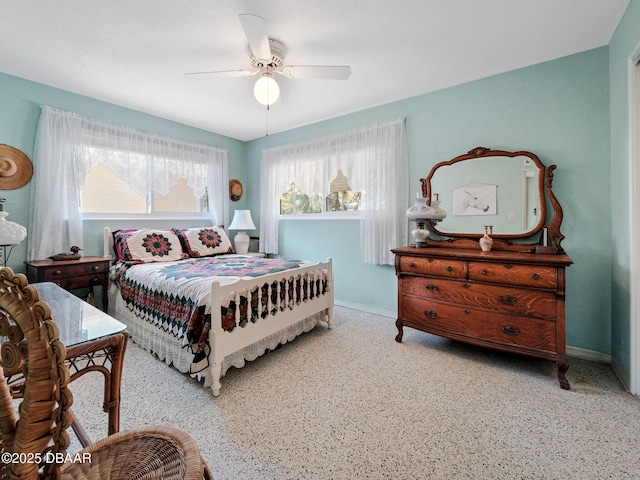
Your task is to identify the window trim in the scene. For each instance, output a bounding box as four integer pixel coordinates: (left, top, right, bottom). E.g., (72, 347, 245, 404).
(279, 210, 363, 221)
(81, 212, 213, 221)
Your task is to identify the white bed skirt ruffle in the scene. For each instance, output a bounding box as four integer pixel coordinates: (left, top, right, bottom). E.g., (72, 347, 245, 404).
(109, 285, 323, 387)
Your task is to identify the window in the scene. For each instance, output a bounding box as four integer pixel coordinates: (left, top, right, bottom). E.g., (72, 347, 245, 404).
(260, 118, 408, 265)
(80, 147, 211, 216)
(279, 171, 362, 215)
(29, 106, 229, 261)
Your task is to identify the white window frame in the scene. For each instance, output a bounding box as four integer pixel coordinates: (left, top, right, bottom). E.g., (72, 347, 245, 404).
(260, 118, 408, 265)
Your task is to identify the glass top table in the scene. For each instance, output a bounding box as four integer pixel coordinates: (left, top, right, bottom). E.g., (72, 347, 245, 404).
(31, 282, 129, 447)
(33, 282, 126, 347)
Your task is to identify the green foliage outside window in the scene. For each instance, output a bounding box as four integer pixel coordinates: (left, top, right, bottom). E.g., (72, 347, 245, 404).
(280, 183, 323, 214)
(326, 191, 362, 211)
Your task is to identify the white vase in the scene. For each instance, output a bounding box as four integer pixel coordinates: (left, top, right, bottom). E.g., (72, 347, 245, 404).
(479, 225, 493, 252)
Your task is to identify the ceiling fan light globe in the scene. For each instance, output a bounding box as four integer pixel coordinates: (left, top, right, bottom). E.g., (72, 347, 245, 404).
(254, 73, 280, 106)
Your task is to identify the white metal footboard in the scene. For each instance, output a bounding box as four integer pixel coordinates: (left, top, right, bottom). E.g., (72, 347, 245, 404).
(209, 258, 333, 396)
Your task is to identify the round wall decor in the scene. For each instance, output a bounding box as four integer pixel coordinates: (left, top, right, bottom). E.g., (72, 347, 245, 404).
(0, 144, 33, 190)
(229, 179, 243, 201)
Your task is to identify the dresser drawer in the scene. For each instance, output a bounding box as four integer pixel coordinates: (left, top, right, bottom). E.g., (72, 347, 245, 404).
(401, 277, 556, 319)
(401, 296, 556, 352)
(468, 262, 556, 289)
(39, 261, 109, 281)
(398, 256, 465, 278)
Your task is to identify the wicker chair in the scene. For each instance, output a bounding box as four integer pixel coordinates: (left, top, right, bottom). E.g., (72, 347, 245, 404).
(0, 267, 213, 480)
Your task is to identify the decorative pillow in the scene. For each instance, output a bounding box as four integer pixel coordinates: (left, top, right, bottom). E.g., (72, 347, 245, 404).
(112, 229, 138, 261)
(173, 226, 233, 257)
(114, 229, 185, 263)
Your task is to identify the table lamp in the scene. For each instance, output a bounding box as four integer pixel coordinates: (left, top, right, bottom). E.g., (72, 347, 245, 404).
(406, 193, 446, 247)
(229, 210, 256, 254)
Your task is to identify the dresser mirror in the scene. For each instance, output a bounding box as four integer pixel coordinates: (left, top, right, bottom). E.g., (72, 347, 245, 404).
(421, 147, 565, 252)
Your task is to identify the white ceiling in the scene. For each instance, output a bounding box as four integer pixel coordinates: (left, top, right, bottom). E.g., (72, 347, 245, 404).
(0, 0, 630, 141)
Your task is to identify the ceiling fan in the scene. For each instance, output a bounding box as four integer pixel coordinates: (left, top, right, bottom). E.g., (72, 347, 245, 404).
(185, 14, 352, 106)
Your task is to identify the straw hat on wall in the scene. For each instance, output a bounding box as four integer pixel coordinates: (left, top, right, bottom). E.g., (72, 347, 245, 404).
(0, 144, 33, 190)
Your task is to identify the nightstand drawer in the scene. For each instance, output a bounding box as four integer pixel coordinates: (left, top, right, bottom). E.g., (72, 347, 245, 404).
(50, 274, 108, 290)
(39, 262, 108, 281)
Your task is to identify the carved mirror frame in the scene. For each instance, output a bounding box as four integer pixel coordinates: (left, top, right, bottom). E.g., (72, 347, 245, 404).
(421, 147, 565, 252)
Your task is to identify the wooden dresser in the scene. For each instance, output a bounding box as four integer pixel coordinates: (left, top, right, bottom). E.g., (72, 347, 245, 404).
(392, 246, 573, 389)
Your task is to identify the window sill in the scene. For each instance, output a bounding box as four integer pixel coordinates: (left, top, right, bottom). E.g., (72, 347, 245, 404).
(82, 213, 211, 221)
(279, 211, 363, 221)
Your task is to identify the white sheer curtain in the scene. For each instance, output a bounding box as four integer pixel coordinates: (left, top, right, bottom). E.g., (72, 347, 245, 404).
(260, 117, 408, 265)
(28, 106, 229, 260)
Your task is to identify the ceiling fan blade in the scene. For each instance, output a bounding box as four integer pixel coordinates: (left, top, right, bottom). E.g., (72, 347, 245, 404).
(281, 65, 352, 80)
(239, 13, 272, 61)
(185, 69, 255, 80)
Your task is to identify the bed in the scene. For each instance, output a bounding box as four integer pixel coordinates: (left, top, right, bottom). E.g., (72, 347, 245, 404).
(104, 226, 333, 396)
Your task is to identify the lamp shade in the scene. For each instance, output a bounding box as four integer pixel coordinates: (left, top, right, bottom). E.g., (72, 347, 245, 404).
(0, 200, 26, 245)
(229, 210, 256, 255)
(229, 210, 256, 231)
(254, 72, 280, 106)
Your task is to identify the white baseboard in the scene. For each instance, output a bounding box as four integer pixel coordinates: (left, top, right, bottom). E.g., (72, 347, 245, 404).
(334, 299, 396, 319)
(610, 358, 631, 392)
(335, 302, 615, 368)
(566, 345, 611, 364)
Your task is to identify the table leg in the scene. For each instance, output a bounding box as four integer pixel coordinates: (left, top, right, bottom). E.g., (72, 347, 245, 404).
(105, 331, 128, 435)
(65, 331, 129, 440)
(69, 408, 93, 448)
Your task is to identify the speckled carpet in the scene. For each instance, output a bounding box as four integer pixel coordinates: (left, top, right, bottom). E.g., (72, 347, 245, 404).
(68, 306, 640, 479)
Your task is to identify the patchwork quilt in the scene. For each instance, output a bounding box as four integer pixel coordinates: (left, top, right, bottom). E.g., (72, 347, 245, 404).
(111, 256, 303, 373)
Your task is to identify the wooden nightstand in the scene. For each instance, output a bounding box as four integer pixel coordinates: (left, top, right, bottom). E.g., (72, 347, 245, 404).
(25, 256, 111, 311)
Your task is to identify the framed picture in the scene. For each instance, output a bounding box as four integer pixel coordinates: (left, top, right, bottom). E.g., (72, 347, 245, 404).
(452, 184, 497, 216)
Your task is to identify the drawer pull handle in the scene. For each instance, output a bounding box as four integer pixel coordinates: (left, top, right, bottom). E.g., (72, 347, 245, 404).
(53, 270, 61, 276)
(463, 309, 471, 315)
(499, 295, 518, 305)
(502, 325, 520, 335)
(462, 283, 470, 289)
(408, 262, 414, 268)
(504, 264, 513, 269)
(480, 269, 487, 275)
(446, 266, 453, 272)
(423, 310, 438, 319)
(92, 277, 99, 283)
(531, 273, 540, 280)
(424, 284, 439, 291)
(92, 265, 100, 271)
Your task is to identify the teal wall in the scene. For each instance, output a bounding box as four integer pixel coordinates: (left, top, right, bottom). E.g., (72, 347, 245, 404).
(609, 0, 640, 384)
(0, 26, 627, 360)
(0, 72, 247, 270)
(248, 47, 612, 355)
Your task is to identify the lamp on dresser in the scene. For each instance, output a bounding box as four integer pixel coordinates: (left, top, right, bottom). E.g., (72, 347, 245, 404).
(0, 199, 27, 266)
(229, 210, 256, 254)
(406, 193, 446, 247)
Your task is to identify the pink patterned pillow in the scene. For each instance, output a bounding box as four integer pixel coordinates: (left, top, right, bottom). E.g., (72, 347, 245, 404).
(173, 226, 233, 257)
(112, 229, 137, 261)
(115, 229, 186, 262)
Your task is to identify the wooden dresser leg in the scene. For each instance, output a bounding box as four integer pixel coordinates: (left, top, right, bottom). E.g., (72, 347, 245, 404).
(557, 355, 570, 390)
(395, 318, 404, 342)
